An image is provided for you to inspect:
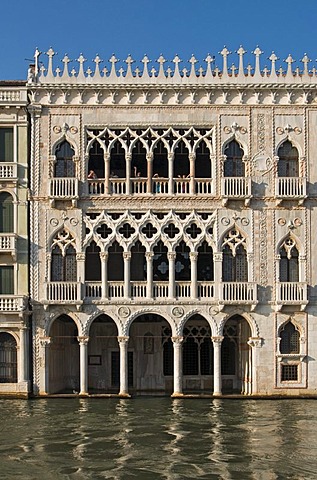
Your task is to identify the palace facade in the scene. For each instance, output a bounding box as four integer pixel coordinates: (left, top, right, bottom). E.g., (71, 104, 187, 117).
(2, 47, 317, 397)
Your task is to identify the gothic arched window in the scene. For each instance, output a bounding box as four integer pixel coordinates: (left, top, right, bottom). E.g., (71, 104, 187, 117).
(197, 241, 214, 281)
(280, 322, 300, 354)
(51, 245, 77, 282)
(107, 241, 124, 281)
(175, 241, 190, 281)
(174, 140, 189, 178)
(110, 141, 125, 178)
(153, 241, 168, 281)
(85, 241, 101, 281)
(54, 141, 75, 177)
(88, 141, 104, 178)
(279, 238, 299, 282)
(0, 192, 13, 232)
(132, 140, 147, 177)
(222, 229, 248, 282)
(277, 140, 299, 177)
(195, 141, 211, 178)
(224, 140, 244, 177)
(153, 140, 168, 178)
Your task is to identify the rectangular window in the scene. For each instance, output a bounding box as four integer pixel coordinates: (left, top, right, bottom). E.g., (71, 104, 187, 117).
(0, 128, 13, 162)
(0, 266, 14, 294)
(281, 364, 298, 381)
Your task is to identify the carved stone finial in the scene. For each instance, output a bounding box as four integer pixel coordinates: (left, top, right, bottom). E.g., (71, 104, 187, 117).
(301, 53, 310, 75)
(220, 46, 231, 76)
(252, 46, 263, 76)
(237, 45, 246, 76)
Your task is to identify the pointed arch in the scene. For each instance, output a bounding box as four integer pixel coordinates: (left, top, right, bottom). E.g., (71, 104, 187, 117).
(88, 140, 105, 178)
(276, 139, 299, 177)
(223, 139, 245, 177)
(53, 140, 76, 177)
(85, 240, 101, 281)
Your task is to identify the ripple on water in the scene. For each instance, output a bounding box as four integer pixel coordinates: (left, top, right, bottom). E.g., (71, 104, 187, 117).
(1, 398, 317, 479)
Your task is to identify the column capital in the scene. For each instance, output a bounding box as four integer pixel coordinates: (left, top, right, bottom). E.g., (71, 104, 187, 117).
(145, 251, 154, 260)
(123, 251, 132, 260)
(146, 152, 154, 161)
(99, 252, 108, 261)
(118, 336, 129, 344)
(104, 152, 111, 161)
(77, 336, 89, 346)
(172, 336, 184, 345)
(212, 336, 224, 345)
(40, 336, 51, 347)
(126, 153, 132, 161)
(168, 252, 176, 261)
(189, 152, 196, 161)
(189, 251, 198, 261)
(168, 152, 174, 161)
(213, 252, 223, 262)
(248, 337, 263, 348)
(76, 253, 85, 262)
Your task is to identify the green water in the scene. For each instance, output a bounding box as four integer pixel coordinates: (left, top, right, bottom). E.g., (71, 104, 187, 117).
(0, 398, 316, 479)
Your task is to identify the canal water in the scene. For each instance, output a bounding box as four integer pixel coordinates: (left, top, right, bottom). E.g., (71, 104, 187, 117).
(0, 398, 316, 479)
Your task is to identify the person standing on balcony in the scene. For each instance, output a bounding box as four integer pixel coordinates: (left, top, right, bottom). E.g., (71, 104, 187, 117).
(88, 169, 97, 179)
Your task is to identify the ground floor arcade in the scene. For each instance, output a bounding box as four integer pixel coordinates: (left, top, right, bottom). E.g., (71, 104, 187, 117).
(35, 311, 260, 396)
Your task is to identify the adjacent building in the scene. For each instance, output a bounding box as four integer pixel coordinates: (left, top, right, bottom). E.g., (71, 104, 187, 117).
(0, 81, 30, 395)
(11, 47, 317, 396)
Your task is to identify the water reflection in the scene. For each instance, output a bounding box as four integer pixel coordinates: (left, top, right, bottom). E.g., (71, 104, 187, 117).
(0, 398, 316, 479)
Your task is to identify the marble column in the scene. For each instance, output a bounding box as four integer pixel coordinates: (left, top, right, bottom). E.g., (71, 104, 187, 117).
(123, 252, 131, 299)
(19, 325, 29, 383)
(189, 153, 196, 195)
(213, 253, 223, 302)
(212, 336, 224, 396)
(248, 337, 263, 395)
(78, 336, 89, 395)
(190, 252, 198, 299)
(76, 252, 85, 301)
(146, 252, 154, 299)
(168, 153, 174, 195)
(118, 336, 130, 397)
(147, 152, 153, 193)
(100, 252, 108, 299)
(168, 252, 176, 299)
(39, 337, 51, 395)
(104, 152, 110, 194)
(126, 153, 131, 195)
(171, 336, 184, 396)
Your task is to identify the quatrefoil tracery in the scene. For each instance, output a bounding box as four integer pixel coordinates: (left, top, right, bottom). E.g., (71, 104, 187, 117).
(51, 229, 76, 256)
(222, 228, 247, 257)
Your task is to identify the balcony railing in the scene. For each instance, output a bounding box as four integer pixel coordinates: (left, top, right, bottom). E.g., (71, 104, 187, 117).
(108, 282, 124, 298)
(46, 282, 81, 303)
(88, 179, 105, 195)
(0, 162, 17, 179)
(131, 178, 147, 194)
(49, 178, 79, 198)
(175, 281, 191, 298)
(110, 179, 126, 195)
(85, 282, 102, 298)
(131, 281, 147, 298)
(198, 282, 215, 299)
(195, 179, 213, 195)
(276, 282, 308, 304)
(275, 177, 306, 198)
(219, 282, 257, 304)
(221, 177, 251, 198)
(152, 178, 169, 194)
(174, 177, 190, 194)
(0, 233, 16, 255)
(153, 281, 169, 298)
(0, 295, 26, 312)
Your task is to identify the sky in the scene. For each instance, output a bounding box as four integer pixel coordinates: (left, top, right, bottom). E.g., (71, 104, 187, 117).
(1, 0, 317, 80)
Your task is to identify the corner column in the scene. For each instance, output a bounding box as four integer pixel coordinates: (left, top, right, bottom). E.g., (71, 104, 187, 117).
(39, 337, 51, 395)
(126, 153, 132, 195)
(189, 153, 196, 195)
(19, 324, 29, 384)
(212, 336, 224, 396)
(213, 253, 223, 302)
(147, 152, 153, 193)
(171, 336, 184, 396)
(118, 336, 130, 397)
(248, 337, 263, 395)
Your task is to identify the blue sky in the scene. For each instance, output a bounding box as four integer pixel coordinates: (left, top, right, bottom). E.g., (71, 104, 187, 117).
(1, 0, 317, 79)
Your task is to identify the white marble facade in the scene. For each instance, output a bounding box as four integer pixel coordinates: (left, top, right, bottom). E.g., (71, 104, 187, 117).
(26, 47, 317, 396)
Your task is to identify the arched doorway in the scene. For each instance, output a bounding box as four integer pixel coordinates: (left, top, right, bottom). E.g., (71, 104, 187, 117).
(182, 315, 213, 393)
(221, 315, 252, 394)
(129, 313, 173, 395)
(0, 333, 17, 383)
(48, 315, 79, 394)
(88, 314, 118, 394)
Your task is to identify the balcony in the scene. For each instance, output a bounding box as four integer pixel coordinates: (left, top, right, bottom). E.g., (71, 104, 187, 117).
(153, 281, 169, 299)
(85, 282, 102, 299)
(219, 282, 257, 309)
(49, 178, 79, 205)
(108, 282, 124, 299)
(275, 177, 306, 203)
(195, 179, 213, 195)
(198, 282, 215, 299)
(221, 177, 251, 205)
(0, 295, 27, 313)
(276, 282, 308, 311)
(0, 162, 17, 181)
(0, 233, 16, 258)
(152, 178, 169, 194)
(45, 282, 82, 308)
